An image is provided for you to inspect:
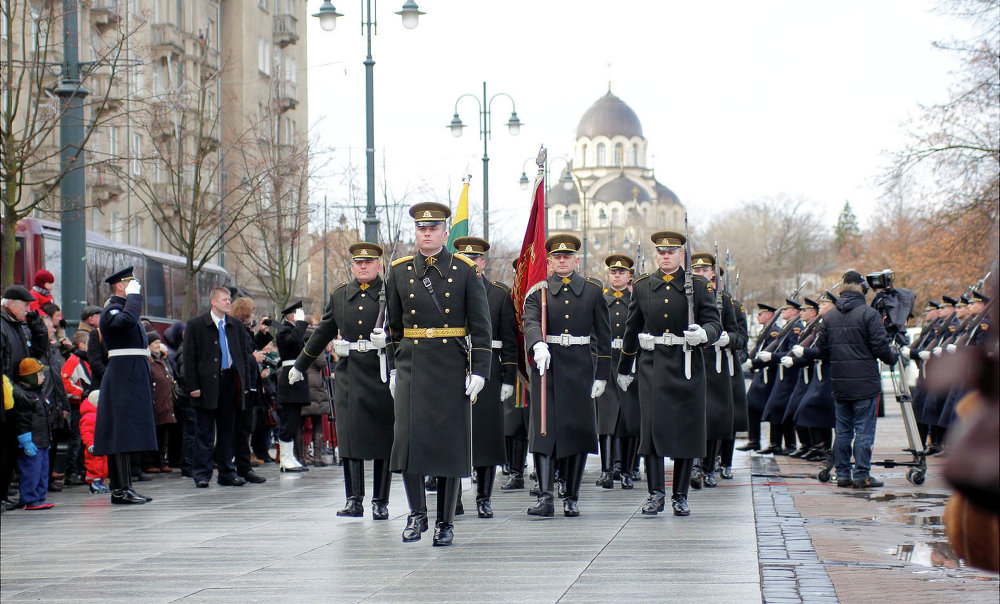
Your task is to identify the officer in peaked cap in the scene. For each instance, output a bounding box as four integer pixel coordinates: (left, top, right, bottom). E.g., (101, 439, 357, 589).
(290, 242, 395, 519)
(523, 233, 611, 518)
(93, 266, 156, 505)
(740, 301, 779, 452)
(384, 202, 491, 546)
(594, 254, 640, 490)
(758, 296, 804, 456)
(273, 300, 310, 471)
(615, 231, 721, 517)
(452, 235, 518, 518)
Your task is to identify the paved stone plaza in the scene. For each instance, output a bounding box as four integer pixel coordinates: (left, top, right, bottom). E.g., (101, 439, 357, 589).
(2, 402, 997, 603)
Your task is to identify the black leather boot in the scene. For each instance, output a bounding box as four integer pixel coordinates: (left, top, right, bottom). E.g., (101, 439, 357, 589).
(434, 477, 460, 546)
(690, 459, 704, 490)
(720, 438, 735, 479)
(424, 475, 437, 491)
(371, 458, 391, 520)
(620, 436, 637, 489)
(702, 441, 720, 488)
(595, 435, 614, 488)
(611, 436, 623, 480)
(789, 428, 812, 457)
(555, 457, 567, 498)
(337, 459, 365, 517)
(527, 453, 554, 517)
(502, 438, 525, 490)
(475, 465, 496, 518)
(447, 477, 464, 516)
(641, 455, 666, 515)
(401, 473, 428, 542)
(671, 458, 692, 516)
(562, 454, 586, 517)
(757, 424, 785, 455)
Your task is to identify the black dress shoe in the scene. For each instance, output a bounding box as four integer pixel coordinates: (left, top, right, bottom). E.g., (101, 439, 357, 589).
(337, 497, 364, 517)
(500, 473, 524, 490)
(128, 488, 153, 502)
(476, 499, 494, 519)
(690, 466, 703, 490)
(47, 482, 63, 493)
(805, 448, 830, 462)
(111, 489, 146, 504)
(563, 498, 580, 517)
(756, 445, 782, 455)
(631, 469, 642, 481)
(703, 471, 718, 488)
(372, 500, 389, 520)
(219, 476, 247, 487)
(432, 521, 454, 546)
(671, 494, 690, 517)
(424, 475, 437, 491)
(735, 441, 759, 452)
(641, 493, 665, 515)
(620, 472, 634, 489)
(595, 471, 614, 489)
(195, 480, 210, 488)
(527, 496, 554, 517)
(402, 512, 428, 542)
(720, 466, 734, 479)
(529, 484, 541, 497)
(788, 446, 810, 458)
(610, 463, 622, 481)
(241, 470, 267, 484)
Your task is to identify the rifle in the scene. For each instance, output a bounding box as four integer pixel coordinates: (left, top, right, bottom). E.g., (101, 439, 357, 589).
(712, 241, 732, 375)
(958, 299, 994, 346)
(375, 229, 402, 383)
(683, 213, 695, 379)
(750, 280, 806, 383)
(939, 271, 991, 347)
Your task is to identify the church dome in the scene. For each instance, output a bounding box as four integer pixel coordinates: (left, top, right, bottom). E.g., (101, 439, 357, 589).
(593, 174, 651, 203)
(576, 91, 643, 139)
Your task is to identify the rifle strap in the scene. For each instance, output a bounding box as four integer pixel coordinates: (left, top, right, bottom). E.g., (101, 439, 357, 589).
(421, 277, 470, 356)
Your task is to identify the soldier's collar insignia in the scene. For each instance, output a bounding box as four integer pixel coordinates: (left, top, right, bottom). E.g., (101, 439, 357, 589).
(613, 291, 624, 298)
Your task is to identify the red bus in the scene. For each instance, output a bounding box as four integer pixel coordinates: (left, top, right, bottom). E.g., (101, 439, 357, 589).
(4, 217, 232, 328)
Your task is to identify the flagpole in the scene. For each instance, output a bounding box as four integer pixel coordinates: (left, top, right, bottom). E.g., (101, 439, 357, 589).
(537, 147, 548, 436)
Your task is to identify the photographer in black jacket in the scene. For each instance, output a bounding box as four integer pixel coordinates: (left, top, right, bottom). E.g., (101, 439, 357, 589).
(805, 271, 897, 489)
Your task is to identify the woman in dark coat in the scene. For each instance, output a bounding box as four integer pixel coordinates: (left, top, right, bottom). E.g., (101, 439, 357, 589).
(143, 332, 176, 472)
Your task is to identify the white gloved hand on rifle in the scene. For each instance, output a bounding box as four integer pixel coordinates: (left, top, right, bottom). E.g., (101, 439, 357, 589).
(590, 380, 606, 398)
(946, 343, 957, 353)
(741, 359, 753, 372)
(791, 345, 805, 358)
(684, 324, 708, 346)
(616, 373, 633, 391)
(369, 328, 387, 349)
(532, 342, 551, 376)
(714, 331, 730, 347)
(780, 356, 794, 368)
(900, 346, 911, 359)
(288, 366, 304, 385)
(932, 346, 943, 357)
(500, 384, 515, 401)
(757, 350, 772, 363)
(918, 350, 931, 361)
(638, 333, 656, 351)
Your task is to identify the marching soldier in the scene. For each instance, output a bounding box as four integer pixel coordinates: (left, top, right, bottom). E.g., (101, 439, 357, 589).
(523, 234, 612, 517)
(690, 252, 737, 488)
(384, 202, 492, 546)
(739, 303, 778, 452)
(93, 266, 156, 505)
(719, 292, 750, 479)
(615, 232, 721, 517)
(788, 291, 837, 461)
(901, 300, 942, 449)
(595, 255, 640, 490)
(289, 242, 395, 519)
(757, 300, 803, 455)
(916, 295, 958, 452)
(275, 301, 311, 472)
(452, 236, 518, 518)
(502, 259, 531, 491)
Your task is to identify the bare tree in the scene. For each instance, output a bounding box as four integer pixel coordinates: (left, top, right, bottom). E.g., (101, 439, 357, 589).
(1, 2, 140, 286)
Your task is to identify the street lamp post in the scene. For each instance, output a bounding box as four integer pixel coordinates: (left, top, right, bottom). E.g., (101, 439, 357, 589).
(313, 0, 424, 244)
(448, 82, 521, 241)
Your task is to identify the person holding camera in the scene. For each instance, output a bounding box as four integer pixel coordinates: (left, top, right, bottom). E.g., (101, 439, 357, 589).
(273, 301, 311, 473)
(229, 296, 268, 484)
(806, 270, 897, 489)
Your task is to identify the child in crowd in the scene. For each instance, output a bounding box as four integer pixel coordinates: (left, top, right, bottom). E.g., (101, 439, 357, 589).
(61, 330, 92, 485)
(14, 358, 56, 510)
(80, 390, 109, 493)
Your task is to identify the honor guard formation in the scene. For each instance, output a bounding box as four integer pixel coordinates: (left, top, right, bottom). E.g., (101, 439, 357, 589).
(1, 201, 995, 559)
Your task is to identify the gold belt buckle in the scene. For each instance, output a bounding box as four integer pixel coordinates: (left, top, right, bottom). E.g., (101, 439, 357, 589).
(424, 327, 435, 338)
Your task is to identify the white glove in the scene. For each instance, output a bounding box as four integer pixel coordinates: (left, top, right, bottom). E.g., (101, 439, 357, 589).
(288, 366, 304, 385)
(791, 345, 805, 358)
(946, 344, 957, 353)
(125, 280, 141, 295)
(900, 346, 911, 359)
(532, 342, 551, 376)
(369, 328, 387, 349)
(389, 369, 397, 397)
(500, 384, 515, 401)
(742, 359, 753, 372)
(684, 324, 708, 346)
(757, 350, 772, 363)
(714, 331, 730, 347)
(465, 374, 486, 401)
(616, 373, 634, 391)
(638, 333, 656, 351)
(293, 308, 306, 322)
(591, 380, 606, 398)
(932, 346, 943, 357)
(333, 340, 350, 357)
(780, 356, 794, 368)
(918, 350, 931, 361)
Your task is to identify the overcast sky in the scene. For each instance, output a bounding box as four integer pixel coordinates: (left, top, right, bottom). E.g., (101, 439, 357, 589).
(306, 0, 970, 247)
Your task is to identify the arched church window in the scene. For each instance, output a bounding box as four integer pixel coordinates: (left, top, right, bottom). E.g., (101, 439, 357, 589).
(580, 143, 588, 167)
(630, 145, 637, 166)
(614, 143, 623, 167)
(611, 208, 620, 226)
(596, 143, 606, 167)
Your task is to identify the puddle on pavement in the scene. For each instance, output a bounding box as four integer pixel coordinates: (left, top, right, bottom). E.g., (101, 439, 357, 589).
(844, 490, 949, 502)
(890, 541, 963, 568)
(866, 505, 944, 527)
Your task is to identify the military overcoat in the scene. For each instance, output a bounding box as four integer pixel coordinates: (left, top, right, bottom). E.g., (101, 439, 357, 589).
(276, 319, 310, 405)
(93, 293, 157, 455)
(728, 296, 750, 432)
(386, 249, 492, 477)
(762, 319, 803, 422)
(617, 268, 721, 459)
(746, 326, 781, 421)
(523, 272, 611, 459)
(471, 279, 517, 467)
(595, 288, 639, 436)
(705, 290, 738, 439)
(294, 276, 394, 460)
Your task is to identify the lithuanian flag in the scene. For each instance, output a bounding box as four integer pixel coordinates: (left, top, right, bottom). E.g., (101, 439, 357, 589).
(446, 174, 471, 252)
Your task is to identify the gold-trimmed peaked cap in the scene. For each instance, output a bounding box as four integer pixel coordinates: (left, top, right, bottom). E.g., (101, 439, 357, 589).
(349, 242, 383, 260)
(650, 231, 685, 250)
(691, 252, 716, 269)
(545, 234, 581, 254)
(453, 236, 490, 257)
(409, 202, 450, 226)
(604, 254, 634, 271)
(105, 265, 135, 284)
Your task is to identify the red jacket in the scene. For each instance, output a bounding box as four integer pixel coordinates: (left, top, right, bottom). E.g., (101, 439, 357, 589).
(61, 350, 91, 404)
(80, 397, 98, 448)
(29, 287, 53, 313)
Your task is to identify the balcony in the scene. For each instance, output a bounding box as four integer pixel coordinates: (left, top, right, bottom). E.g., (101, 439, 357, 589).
(90, 0, 122, 33)
(91, 162, 124, 201)
(276, 80, 298, 112)
(273, 14, 299, 47)
(151, 23, 184, 58)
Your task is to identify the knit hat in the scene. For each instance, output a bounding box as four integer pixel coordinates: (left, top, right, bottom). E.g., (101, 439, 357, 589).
(146, 330, 161, 344)
(34, 269, 55, 288)
(18, 358, 44, 377)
